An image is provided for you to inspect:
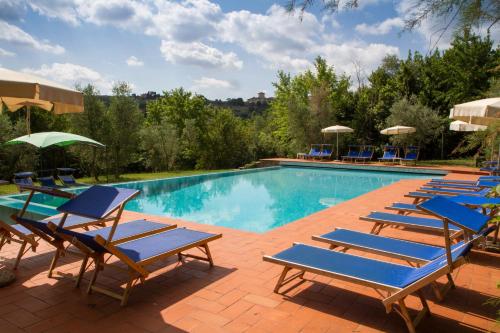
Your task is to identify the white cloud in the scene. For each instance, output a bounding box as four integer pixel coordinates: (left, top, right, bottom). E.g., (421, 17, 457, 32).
(126, 55, 144, 67)
(191, 76, 237, 99)
(160, 40, 243, 69)
(146, 0, 222, 42)
(27, 0, 80, 26)
(22, 62, 112, 92)
(9, 1, 402, 81)
(0, 48, 15, 56)
(192, 76, 233, 89)
(316, 42, 400, 78)
(0, 0, 26, 21)
(76, 0, 151, 29)
(0, 20, 65, 54)
(355, 17, 404, 35)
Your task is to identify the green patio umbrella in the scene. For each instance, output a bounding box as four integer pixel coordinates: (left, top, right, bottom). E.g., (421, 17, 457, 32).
(5, 131, 106, 182)
(5, 131, 104, 148)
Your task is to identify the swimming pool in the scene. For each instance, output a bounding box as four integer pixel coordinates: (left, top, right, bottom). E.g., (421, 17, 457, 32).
(3, 166, 441, 233)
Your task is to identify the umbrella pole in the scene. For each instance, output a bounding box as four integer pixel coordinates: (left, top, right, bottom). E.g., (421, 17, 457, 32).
(336, 132, 339, 161)
(26, 106, 31, 135)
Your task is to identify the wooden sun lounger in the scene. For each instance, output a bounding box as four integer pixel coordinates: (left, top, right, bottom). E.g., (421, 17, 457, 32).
(263, 241, 474, 333)
(360, 211, 463, 238)
(0, 185, 118, 269)
(51, 223, 222, 306)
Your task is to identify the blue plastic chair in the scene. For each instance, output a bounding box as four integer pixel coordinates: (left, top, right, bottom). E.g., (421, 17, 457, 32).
(341, 145, 360, 162)
(378, 146, 399, 163)
(354, 146, 374, 163)
(400, 146, 419, 165)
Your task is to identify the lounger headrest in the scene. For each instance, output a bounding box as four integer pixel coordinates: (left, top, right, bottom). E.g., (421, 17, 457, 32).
(57, 185, 139, 219)
(53, 226, 106, 253)
(403, 241, 473, 286)
(417, 196, 490, 233)
(16, 217, 54, 237)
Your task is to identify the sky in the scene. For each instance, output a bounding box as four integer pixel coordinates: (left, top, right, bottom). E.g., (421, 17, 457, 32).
(0, 0, 497, 99)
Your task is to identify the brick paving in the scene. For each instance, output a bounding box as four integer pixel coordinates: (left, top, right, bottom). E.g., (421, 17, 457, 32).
(0, 171, 499, 332)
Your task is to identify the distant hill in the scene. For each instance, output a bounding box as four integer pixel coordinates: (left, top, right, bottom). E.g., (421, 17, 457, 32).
(98, 91, 273, 119)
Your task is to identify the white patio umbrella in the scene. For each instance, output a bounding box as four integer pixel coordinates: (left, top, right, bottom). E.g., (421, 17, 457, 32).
(321, 125, 354, 160)
(380, 125, 416, 135)
(450, 97, 500, 164)
(449, 120, 487, 132)
(449, 97, 500, 126)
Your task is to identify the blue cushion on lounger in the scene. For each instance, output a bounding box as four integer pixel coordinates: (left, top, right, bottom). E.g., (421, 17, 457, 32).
(43, 214, 102, 228)
(16, 217, 55, 237)
(362, 212, 461, 232)
(83, 220, 170, 241)
(318, 228, 463, 262)
(418, 196, 489, 233)
(116, 228, 217, 263)
(55, 220, 173, 252)
(58, 175, 76, 184)
(57, 185, 139, 219)
(273, 244, 414, 288)
(271, 243, 472, 289)
(10, 223, 33, 236)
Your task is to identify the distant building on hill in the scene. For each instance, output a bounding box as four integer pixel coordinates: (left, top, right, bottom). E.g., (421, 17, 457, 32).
(247, 92, 272, 104)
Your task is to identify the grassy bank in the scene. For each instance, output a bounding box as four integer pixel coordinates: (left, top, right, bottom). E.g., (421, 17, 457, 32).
(0, 169, 230, 196)
(416, 159, 475, 167)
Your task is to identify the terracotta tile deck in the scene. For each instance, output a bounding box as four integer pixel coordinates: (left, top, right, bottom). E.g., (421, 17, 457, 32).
(0, 172, 499, 332)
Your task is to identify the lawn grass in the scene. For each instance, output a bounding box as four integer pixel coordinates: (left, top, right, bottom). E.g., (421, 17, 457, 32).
(417, 159, 476, 167)
(0, 169, 231, 196)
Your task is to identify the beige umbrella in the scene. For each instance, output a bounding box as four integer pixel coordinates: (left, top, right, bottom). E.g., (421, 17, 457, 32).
(380, 125, 416, 135)
(321, 125, 354, 161)
(450, 98, 500, 164)
(449, 97, 500, 126)
(0, 67, 83, 133)
(449, 120, 487, 132)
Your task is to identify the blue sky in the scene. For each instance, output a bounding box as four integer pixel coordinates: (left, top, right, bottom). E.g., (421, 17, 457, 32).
(0, 0, 495, 99)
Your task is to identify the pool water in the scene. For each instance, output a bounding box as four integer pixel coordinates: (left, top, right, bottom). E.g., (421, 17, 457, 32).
(11, 166, 435, 233)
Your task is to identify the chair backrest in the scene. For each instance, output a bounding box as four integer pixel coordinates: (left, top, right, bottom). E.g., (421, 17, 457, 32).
(347, 149, 359, 157)
(57, 185, 140, 220)
(59, 174, 76, 185)
(404, 146, 419, 160)
(418, 196, 490, 233)
(309, 145, 321, 155)
(13, 177, 33, 186)
(360, 146, 374, 158)
(382, 147, 398, 158)
(39, 176, 57, 187)
(57, 168, 76, 175)
(52, 224, 107, 253)
(402, 240, 473, 287)
(321, 145, 332, 155)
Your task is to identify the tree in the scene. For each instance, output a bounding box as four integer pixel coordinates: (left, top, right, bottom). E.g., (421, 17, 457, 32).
(197, 108, 251, 169)
(285, 0, 499, 37)
(72, 84, 108, 180)
(106, 82, 143, 178)
(140, 121, 179, 171)
(385, 98, 443, 155)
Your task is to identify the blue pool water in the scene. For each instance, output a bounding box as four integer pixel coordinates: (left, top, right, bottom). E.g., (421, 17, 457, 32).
(10, 167, 437, 233)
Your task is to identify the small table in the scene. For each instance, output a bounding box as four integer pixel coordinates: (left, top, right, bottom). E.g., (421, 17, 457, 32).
(296, 153, 308, 159)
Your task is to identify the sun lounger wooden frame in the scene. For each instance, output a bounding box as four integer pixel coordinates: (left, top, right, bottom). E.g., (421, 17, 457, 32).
(264, 242, 468, 333)
(46, 221, 176, 288)
(1, 185, 115, 269)
(85, 229, 222, 306)
(360, 212, 464, 240)
(10, 185, 134, 273)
